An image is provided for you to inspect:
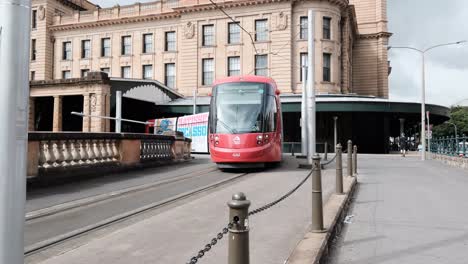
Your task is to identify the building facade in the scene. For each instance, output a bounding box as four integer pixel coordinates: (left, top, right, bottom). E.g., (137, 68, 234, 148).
(29, 0, 391, 132)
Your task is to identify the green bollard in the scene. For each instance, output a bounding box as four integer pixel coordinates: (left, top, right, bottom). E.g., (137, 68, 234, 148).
(228, 193, 251, 264)
(336, 144, 344, 194)
(311, 155, 325, 232)
(347, 140, 353, 177)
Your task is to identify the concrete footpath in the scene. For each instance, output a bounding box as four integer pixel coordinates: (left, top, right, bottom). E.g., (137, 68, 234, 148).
(34, 156, 338, 264)
(329, 155, 468, 264)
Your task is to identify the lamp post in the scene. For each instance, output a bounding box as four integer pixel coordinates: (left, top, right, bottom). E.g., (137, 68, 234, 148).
(388, 40, 467, 161)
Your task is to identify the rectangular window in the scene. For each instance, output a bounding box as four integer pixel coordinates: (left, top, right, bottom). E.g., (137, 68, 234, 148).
(165, 31, 176, 51)
(62, 41, 72, 60)
(142, 65, 153, 80)
(300, 16, 308, 40)
(165, 63, 176, 89)
(323, 17, 331, 40)
(228, 22, 240, 44)
(62, 70, 71, 79)
(101, 38, 111, 57)
(100, 68, 110, 74)
(323, 53, 331, 82)
(81, 40, 91, 59)
(121, 66, 131, 78)
(31, 39, 37, 61)
(121, 36, 132, 55)
(81, 69, 90, 78)
(143, 34, 153, 53)
(255, 54, 268, 76)
(227, 56, 240, 76)
(202, 24, 214, 46)
(31, 71, 35, 81)
(255, 19, 268, 41)
(300, 53, 308, 81)
(202, 58, 214, 86)
(32, 10, 37, 29)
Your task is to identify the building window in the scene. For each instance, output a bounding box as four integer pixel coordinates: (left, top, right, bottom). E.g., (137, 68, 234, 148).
(31, 39, 37, 61)
(165, 31, 176, 51)
(101, 38, 111, 57)
(255, 54, 268, 76)
(62, 70, 71, 79)
(143, 34, 153, 53)
(323, 17, 331, 40)
(300, 16, 308, 40)
(255, 19, 268, 41)
(202, 58, 214, 86)
(202, 24, 214, 46)
(121, 36, 132, 55)
(142, 65, 153, 80)
(165, 63, 175, 89)
(81, 40, 91, 59)
(100, 68, 110, 74)
(300, 53, 308, 82)
(30, 71, 35, 81)
(323, 53, 331, 82)
(62, 41, 72, 60)
(228, 22, 240, 44)
(228, 56, 240, 76)
(32, 10, 37, 29)
(81, 69, 90, 78)
(121, 66, 131, 78)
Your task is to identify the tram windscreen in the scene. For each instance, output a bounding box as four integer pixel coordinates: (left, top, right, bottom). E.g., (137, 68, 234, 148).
(211, 82, 267, 134)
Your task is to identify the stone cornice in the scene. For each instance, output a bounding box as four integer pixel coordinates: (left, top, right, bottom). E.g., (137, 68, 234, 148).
(49, 13, 180, 32)
(359, 32, 392, 40)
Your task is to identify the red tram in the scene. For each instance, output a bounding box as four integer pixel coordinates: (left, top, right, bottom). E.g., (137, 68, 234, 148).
(208, 75, 283, 169)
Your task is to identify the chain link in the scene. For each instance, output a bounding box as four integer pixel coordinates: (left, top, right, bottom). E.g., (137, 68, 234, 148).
(186, 222, 233, 264)
(321, 154, 337, 166)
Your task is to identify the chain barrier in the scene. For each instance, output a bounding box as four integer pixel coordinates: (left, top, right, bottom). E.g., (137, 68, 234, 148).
(186, 164, 318, 263)
(321, 154, 337, 166)
(186, 222, 234, 264)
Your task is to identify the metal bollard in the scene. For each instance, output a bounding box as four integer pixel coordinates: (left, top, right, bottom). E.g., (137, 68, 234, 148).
(347, 140, 353, 177)
(336, 144, 344, 194)
(324, 142, 328, 161)
(228, 193, 251, 264)
(353, 145, 358, 176)
(311, 155, 325, 232)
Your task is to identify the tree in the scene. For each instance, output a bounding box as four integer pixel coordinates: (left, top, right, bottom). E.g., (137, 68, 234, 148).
(432, 106, 468, 138)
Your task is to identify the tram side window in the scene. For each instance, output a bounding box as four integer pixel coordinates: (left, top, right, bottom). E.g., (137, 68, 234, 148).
(264, 95, 277, 132)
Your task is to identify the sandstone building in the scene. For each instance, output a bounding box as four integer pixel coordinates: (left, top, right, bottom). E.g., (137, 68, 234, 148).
(29, 0, 391, 133)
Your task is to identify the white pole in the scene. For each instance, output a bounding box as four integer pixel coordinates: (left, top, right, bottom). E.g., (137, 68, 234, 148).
(115, 91, 122, 133)
(0, 0, 30, 262)
(307, 9, 316, 162)
(427, 111, 431, 159)
(301, 65, 308, 156)
(333, 116, 338, 152)
(421, 53, 426, 161)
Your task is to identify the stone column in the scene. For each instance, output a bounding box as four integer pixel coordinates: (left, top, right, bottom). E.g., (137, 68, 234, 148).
(399, 118, 405, 136)
(90, 93, 105, 132)
(82, 93, 90, 132)
(52, 95, 63, 132)
(28, 97, 35, 131)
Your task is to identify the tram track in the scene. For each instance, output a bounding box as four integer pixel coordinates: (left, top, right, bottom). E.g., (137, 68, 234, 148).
(25, 169, 250, 257)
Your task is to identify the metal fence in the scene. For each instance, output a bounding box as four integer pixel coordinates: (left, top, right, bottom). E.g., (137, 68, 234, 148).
(431, 136, 468, 157)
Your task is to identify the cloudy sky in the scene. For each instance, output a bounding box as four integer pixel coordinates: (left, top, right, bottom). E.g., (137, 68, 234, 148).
(93, 0, 468, 106)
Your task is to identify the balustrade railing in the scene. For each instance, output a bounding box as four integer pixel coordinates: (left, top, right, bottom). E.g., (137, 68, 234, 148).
(431, 136, 467, 157)
(28, 132, 191, 180)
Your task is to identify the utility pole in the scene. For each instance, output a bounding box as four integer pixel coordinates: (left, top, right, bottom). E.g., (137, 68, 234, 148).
(0, 0, 31, 262)
(115, 91, 122, 133)
(306, 9, 316, 162)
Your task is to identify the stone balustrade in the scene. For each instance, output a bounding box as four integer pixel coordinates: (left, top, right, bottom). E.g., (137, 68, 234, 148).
(28, 132, 191, 181)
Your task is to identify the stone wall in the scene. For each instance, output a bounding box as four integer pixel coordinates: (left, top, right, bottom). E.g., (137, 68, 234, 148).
(431, 153, 468, 170)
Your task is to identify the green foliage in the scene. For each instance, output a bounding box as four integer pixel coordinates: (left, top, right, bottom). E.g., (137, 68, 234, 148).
(432, 106, 468, 138)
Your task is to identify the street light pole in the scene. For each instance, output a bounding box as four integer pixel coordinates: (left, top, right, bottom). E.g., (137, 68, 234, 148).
(306, 9, 316, 162)
(388, 40, 466, 161)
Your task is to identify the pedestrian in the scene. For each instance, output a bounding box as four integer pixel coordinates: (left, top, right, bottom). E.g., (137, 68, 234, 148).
(400, 133, 407, 157)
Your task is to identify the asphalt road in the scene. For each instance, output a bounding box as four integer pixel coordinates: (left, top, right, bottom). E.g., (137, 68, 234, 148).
(328, 155, 468, 264)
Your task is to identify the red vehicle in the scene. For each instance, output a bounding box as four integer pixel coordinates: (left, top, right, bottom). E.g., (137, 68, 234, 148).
(209, 75, 283, 169)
